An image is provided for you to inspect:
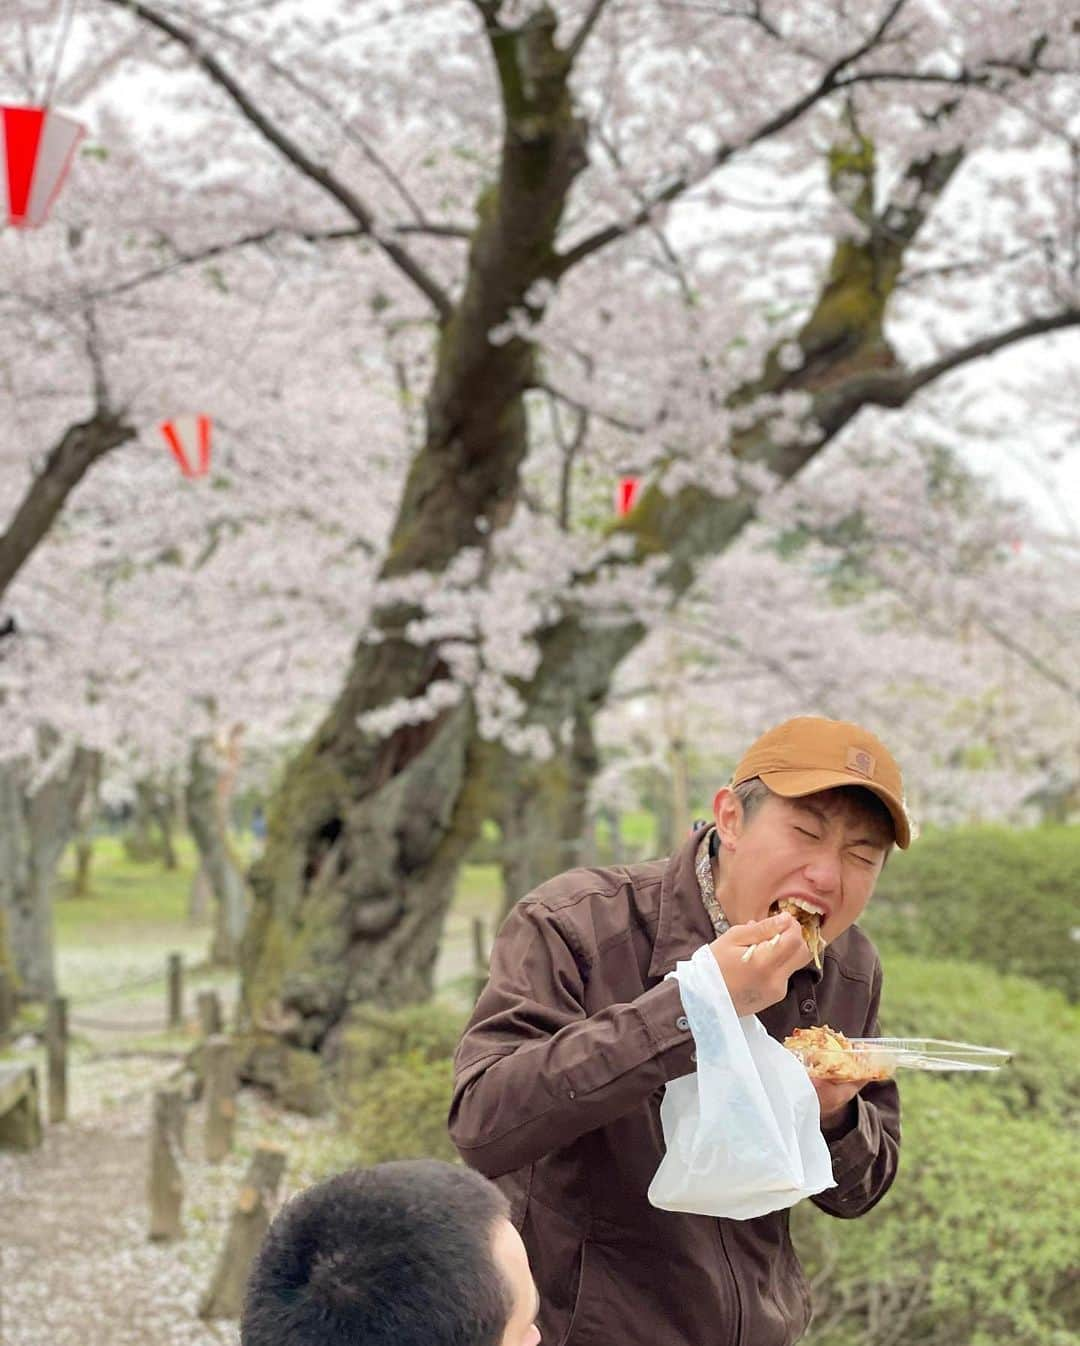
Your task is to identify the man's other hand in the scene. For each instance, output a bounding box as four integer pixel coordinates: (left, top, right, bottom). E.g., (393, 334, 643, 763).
(811, 1077, 863, 1133)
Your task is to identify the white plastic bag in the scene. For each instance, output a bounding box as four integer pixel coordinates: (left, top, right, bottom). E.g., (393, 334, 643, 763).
(648, 943, 835, 1220)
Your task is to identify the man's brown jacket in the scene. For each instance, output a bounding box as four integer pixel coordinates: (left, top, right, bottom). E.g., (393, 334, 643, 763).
(449, 824, 900, 1346)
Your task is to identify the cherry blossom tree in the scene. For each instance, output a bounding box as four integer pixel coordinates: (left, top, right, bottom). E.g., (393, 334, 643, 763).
(593, 427, 1079, 879)
(3, 2, 1079, 1067)
(0, 103, 409, 993)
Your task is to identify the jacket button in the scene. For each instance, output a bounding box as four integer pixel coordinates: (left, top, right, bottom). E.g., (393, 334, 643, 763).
(800, 999, 817, 1016)
(690, 1051, 697, 1064)
(568, 1090, 576, 1100)
(676, 1016, 690, 1032)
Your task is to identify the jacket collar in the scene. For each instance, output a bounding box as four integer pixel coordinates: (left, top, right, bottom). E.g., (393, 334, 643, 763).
(648, 825, 717, 979)
(647, 823, 824, 985)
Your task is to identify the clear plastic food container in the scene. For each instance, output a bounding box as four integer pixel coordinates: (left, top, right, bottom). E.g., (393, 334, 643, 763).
(846, 1038, 1013, 1073)
(787, 1035, 1012, 1079)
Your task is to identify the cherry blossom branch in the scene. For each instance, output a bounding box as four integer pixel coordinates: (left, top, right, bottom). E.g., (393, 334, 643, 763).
(533, 379, 649, 435)
(0, 412, 136, 607)
(553, 0, 913, 275)
(976, 613, 1079, 703)
(907, 311, 1080, 393)
(102, 0, 453, 320)
(804, 307, 1080, 442)
(839, 549, 1080, 704)
(80, 221, 469, 302)
(172, 7, 448, 232)
(594, 126, 696, 305)
(895, 245, 1039, 290)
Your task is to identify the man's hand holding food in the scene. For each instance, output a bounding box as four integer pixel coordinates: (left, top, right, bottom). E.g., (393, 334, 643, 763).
(708, 910, 811, 1017)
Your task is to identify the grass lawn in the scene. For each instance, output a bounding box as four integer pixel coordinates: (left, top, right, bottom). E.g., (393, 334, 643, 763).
(49, 834, 508, 1003)
(46, 817, 661, 1005)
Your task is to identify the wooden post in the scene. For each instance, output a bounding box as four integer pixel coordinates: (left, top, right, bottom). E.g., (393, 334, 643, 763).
(0, 970, 14, 1038)
(199, 1142, 287, 1319)
(196, 989, 223, 1038)
(472, 916, 488, 1001)
(45, 996, 68, 1124)
(148, 1088, 186, 1241)
(167, 952, 183, 1029)
(203, 1035, 237, 1162)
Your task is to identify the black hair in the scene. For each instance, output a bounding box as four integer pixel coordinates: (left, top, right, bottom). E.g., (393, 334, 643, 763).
(735, 778, 895, 847)
(241, 1159, 513, 1346)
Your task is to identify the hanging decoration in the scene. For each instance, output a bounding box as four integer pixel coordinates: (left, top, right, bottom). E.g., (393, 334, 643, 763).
(160, 415, 212, 479)
(1, 106, 85, 228)
(616, 476, 641, 516)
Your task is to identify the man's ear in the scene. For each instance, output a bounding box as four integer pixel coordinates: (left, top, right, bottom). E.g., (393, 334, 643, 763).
(713, 786, 743, 850)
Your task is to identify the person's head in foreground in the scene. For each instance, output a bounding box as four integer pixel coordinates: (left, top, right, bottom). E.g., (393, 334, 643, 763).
(712, 716, 911, 947)
(241, 1159, 541, 1346)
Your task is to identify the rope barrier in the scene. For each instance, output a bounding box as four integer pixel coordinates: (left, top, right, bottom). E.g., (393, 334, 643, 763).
(66, 957, 216, 1007)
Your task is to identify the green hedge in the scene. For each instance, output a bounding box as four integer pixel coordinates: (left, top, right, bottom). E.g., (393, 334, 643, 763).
(333, 1003, 466, 1167)
(794, 1081, 1078, 1346)
(793, 955, 1080, 1346)
(875, 954, 1078, 1123)
(863, 825, 1080, 1001)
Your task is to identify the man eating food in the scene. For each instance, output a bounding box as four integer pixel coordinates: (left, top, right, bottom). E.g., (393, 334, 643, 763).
(451, 716, 909, 1346)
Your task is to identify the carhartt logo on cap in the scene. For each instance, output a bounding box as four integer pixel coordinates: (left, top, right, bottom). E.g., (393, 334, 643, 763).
(846, 747, 875, 777)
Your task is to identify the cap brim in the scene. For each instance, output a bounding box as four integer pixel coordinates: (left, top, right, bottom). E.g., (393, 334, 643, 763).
(758, 768, 911, 849)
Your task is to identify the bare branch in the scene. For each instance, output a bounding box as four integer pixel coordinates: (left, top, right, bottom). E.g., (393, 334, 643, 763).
(83, 308, 111, 414)
(101, 0, 453, 319)
(545, 389, 589, 530)
(565, 0, 612, 64)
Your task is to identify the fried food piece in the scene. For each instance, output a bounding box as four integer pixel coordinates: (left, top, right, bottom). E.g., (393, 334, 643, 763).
(784, 1025, 894, 1082)
(776, 899, 827, 970)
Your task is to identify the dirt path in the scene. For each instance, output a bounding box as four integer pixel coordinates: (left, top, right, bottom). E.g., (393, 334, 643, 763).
(0, 1053, 238, 1346)
(0, 928, 478, 1346)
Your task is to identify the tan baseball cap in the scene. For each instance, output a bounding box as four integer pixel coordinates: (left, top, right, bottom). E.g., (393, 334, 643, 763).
(732, 716, 911, 848)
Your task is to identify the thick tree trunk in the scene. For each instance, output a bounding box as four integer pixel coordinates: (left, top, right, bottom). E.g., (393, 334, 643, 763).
(73, 839, 94, 897)
(126, 776, 177, 866)
(496, 704, 598, 921)
(127, 779, 159, 862)
(241, 700, 490, 1051)
(594, 805, 625, 865)
(0, 744, 103, 999)
(188, 864, 212, 924)
(150, 780, 179, 871)
(668, 737, 691, 856)
(186, 739, 248, 967)
(70, 751, 102, 897)
(237, 13, 589, 1074)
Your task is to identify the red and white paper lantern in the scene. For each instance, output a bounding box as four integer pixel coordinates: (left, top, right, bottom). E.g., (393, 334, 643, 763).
(1, 106, 85, 229)
(160, 415, 212, 479)
(615, 476, 641, 516)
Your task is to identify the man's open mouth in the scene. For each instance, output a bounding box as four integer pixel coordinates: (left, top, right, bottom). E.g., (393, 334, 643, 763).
(769, 898, 827, 969)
